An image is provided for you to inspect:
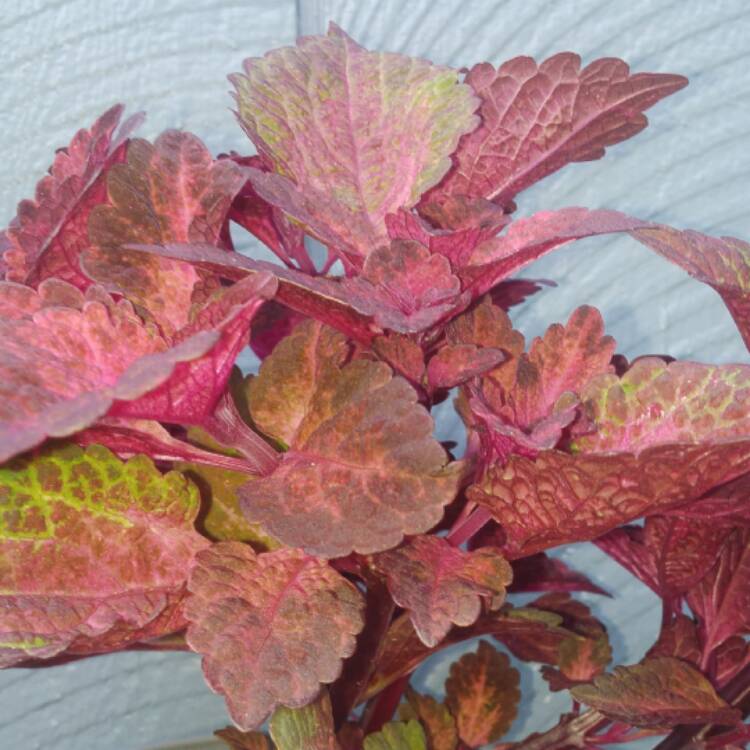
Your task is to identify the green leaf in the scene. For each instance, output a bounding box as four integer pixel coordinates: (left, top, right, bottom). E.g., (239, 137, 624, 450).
(0, 443, 207, 666)
(269, 690, 339, 750)
(364, 722, 427, 750)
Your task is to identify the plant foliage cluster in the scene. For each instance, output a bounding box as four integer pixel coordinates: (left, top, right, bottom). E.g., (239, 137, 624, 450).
(2, 23, 750, 750)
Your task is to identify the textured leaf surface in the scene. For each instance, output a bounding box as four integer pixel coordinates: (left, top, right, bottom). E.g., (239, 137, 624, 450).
(632, 226, 750, 351)
(386, 198, 509, 268)
(232, 24, 479, 262)
(342, 241, 465, 333)
(185, 542, 364, 730)
(687, 528, 750, 653)
(444, 641, 520, 747)
(242, 321, 461, 557)
(402, 688, 457, 750)
(0, 444, 207, 666)
(428, 54, 686, 207)
(643, 515, 733, 596)
(1, 105, 137, 288)
(575, 358, 750, 453)
(0, 273, 275, 462)
(374, 535, 511, 647)
(84, 130, 245, 335)
(269, 690, 339, 750)
(364, 722, 426, 750)
(471, 442, 750, 558)
(571, 657, 740, 728)
(476, 305, 613, 433)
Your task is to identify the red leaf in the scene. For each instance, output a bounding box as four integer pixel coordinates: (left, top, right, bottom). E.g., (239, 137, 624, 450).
(426, 54, 686, 207)
(632, 226, 750, 351)
(342, 241, 467, 334)
(83, 131, 246, 335)
(647, 614, 702, 667)
(643, 515, 734, 596)
(386, 197, 510, 268)
(372, 334, 427, 386)
(373, 535, 512, 647)
(126, 242, 378, 345)
(0, 273, 276, 462)
(427, 344, 505, 390)
(595, 526, 660, 593)
(0, 444, 208, 666)
(2, 105, 140, 288)
(249, 300, 307, 359)
(508, 553, 610, 597)
(444, 640, 520, 747)
(571, 657, 740, 728)
(471, 442, 750, 558)
(241, 320, 462, 557)
(458, 208, 648, 298)
(185, 542, 364, 730)
(687, 527, 750, 654)
(222, 153, 312, 273)
(452, 302, 614, 460)
(74, 418, 256, 474)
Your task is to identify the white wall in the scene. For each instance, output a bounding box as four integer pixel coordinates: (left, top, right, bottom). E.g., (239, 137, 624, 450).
(2, 1, 749, 748)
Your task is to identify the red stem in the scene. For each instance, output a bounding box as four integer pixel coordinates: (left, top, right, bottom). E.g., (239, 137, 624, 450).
(362, 674, 411, 735)
(447, 506, 492, 547)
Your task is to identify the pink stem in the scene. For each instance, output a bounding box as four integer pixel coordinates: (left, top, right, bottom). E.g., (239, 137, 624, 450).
(447, 506, 492, 547)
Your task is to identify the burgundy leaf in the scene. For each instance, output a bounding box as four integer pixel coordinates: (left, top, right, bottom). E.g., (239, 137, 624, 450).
(373, 535, 512, 647)
(250, 300, 307, 359)
(0, 444, 208, 666)
(470, 442, 750, 558)
(594, 526, 660, 593)
(83, 130, 246, 335)
(459, 208, 649, 298)
(372, 334, 427, 386)
(241, 320, 462, 556)
(222, 153, 312, 273)
(508, 553, 610, 597)
(2, 105, 140, 288)
(632, 226, 750, 351)
(0, 272, 276, 462)
(342, 241, 467, 333)
(687, 527, 750, 654)
(426, 54, 686, 207)
(126, 242, 377, 345)
(74, 418, 256, 474)
(185, 542, 364, 730)
(386, 196, 510, 268)
(571, 657, 740, 728)
(427, 344, 505, 390)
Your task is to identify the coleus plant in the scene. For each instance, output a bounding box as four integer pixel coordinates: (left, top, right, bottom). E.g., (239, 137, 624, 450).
(2, 22, 750, 750)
